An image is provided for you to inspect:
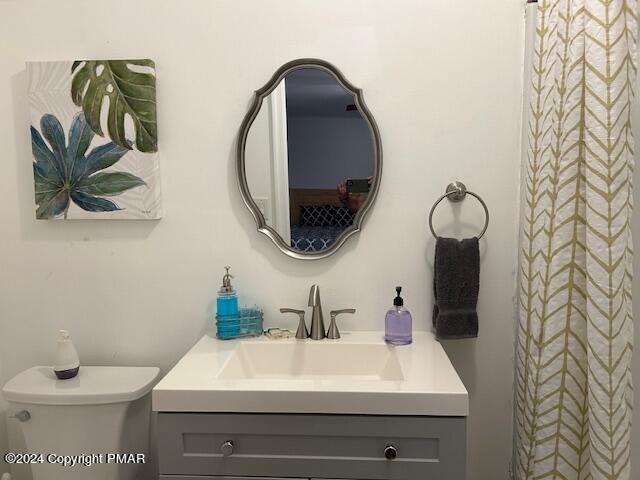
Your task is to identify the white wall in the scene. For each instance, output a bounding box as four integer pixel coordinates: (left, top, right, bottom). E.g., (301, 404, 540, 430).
(0, 1, 524, 479)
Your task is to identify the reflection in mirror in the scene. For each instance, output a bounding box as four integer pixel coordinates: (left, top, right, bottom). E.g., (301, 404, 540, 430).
(242, 61, 381, 258)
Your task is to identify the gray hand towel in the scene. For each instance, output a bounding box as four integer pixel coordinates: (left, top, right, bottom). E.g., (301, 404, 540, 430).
(432, 236, 479, 339)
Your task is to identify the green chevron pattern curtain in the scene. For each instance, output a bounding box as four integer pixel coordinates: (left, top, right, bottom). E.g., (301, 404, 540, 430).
(514, 1, 637, 479)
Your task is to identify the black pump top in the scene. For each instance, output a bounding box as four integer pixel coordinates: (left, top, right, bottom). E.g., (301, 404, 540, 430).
(393, 286, 404, 306)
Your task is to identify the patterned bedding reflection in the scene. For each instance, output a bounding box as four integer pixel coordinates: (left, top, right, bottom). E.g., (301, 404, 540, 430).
(290, 205, 355, 252)
(290, 225, 348, 252)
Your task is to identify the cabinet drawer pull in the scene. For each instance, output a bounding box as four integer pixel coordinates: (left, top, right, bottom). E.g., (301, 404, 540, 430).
(384, 444, 398, 460)
(220, 440, 234, 456)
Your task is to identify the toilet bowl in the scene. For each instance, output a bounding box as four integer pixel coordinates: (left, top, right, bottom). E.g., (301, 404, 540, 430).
(2, 366, 159, 480)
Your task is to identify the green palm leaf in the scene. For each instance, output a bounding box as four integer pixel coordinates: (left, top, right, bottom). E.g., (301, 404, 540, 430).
(77, 172, 146, 196)
(71, 59, 157, 153)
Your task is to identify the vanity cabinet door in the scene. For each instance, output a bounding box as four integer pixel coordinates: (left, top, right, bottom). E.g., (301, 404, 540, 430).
(158, 413, 466, 480)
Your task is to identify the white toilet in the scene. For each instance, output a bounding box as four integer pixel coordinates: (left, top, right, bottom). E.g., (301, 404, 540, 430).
(2, 366, 159, 480)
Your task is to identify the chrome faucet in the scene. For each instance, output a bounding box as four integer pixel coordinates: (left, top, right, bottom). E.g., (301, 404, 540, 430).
(279, 285, 355, 340)
(308, 285, 325, 340)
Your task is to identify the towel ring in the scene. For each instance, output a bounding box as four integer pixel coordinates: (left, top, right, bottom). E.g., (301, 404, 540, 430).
(428, 181, 489, 239)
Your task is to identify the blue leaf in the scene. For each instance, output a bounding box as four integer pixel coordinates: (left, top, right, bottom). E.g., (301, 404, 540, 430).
(70, 190, 120, 212)
(35, 189, 69, 219)
(66, 113, 94, 180)
(40, 114, 67, 175)
(31, 113, 137, 218)
(31, 126, 64, 182)
(34, 164, 62, 194)
(72, 142, 129, 183)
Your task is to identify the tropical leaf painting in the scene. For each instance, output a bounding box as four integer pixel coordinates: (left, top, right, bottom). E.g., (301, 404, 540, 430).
(32, 113, 145, 219)
(71, 59, 157, 153)
(26, 60, 162, 220)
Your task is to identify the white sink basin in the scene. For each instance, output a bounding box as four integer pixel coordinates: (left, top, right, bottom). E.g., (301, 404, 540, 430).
(153, 332, 468, 416)
(217, 342, 404, 381)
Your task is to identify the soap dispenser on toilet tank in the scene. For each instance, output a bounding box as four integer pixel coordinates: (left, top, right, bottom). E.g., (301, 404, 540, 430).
(53, 330, 80, 380)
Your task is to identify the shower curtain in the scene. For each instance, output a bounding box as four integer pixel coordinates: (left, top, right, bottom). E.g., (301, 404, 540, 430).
(514, 0, 637, 479)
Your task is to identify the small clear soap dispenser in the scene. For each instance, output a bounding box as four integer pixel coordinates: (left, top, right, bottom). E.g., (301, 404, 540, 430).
(54, 330, 80, 379)
(385, 286, 412, 345)
(217, 266, 239, 316)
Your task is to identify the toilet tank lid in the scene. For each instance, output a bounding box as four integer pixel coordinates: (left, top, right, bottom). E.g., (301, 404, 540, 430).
(2, 366, 160, 406)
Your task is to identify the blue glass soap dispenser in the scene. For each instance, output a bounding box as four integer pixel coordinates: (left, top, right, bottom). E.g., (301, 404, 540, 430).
(217, 266, 239, 319)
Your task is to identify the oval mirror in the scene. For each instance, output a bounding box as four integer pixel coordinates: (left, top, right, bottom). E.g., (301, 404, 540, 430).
(237, 59, 382, 259)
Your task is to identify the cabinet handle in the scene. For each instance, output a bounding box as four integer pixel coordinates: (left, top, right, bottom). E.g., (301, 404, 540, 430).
(384, 444, 398, 460)
(220, 440, 234, 456)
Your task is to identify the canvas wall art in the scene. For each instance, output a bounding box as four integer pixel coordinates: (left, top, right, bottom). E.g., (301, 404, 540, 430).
(27, 59, 162, 220)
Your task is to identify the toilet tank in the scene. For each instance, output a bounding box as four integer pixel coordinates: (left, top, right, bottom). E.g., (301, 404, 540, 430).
(2, 366, 159, 480)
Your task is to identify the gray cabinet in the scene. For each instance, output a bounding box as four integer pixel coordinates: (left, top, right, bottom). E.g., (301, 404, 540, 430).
(158, 413, 466, 480)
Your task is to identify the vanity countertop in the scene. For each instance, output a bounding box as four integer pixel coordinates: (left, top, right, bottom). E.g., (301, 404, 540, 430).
(152, 331, 468, 416)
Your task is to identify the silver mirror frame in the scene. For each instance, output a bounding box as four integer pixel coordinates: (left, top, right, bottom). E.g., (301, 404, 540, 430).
(236, 58, 383, 260)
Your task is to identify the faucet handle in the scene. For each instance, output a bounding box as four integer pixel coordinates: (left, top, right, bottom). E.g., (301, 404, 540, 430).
(327, 309, 356, 339)
(280, 308, 308, 339)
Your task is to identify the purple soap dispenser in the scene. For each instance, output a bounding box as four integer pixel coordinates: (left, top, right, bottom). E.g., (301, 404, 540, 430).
(384, 286, 412, 345)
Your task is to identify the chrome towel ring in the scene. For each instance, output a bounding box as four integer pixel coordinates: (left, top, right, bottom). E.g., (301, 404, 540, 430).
(428, 181, 489, 239)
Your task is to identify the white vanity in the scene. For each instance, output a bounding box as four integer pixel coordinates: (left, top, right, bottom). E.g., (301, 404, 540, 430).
(153, 332, 468, 480)
(153, 58, 468, 480)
